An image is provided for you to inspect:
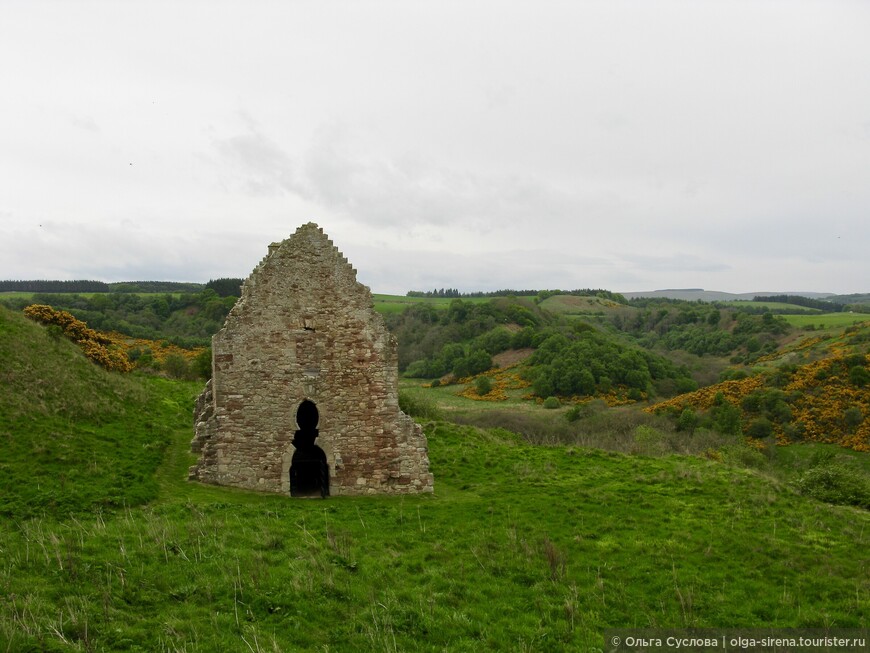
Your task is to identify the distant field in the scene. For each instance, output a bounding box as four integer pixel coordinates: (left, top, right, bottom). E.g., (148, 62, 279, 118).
(782, 313, 870, 329)
(722, 300, 820, 312)
(539, 294, 624, 315)
(372, 294, 492, 314)
(0, 291, 189, 301)
(1, 290, 494, 316)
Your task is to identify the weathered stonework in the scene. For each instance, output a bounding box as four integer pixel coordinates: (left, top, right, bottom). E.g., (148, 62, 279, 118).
(189, 223, 434, 495)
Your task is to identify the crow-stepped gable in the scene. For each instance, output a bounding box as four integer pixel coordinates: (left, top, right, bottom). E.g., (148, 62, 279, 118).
(189, 223, 434, 496)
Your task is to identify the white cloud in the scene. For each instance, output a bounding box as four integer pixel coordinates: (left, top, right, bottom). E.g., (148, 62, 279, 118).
(1, 1, 869, 294)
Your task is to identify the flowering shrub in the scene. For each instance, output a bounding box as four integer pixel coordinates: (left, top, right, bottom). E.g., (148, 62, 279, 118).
(23, 304, 112, 345)
(783, 353, 870, 451)
(744, 437, 767, 452)
(457, 364, 531, 402)
(646, 376, 766, 416)
(646, 347, 870, 452)
(754, 336, 825, 364)
(24, 304, 133, 373)
(600, 388, 646, 406)
(121, 337, 207, 365)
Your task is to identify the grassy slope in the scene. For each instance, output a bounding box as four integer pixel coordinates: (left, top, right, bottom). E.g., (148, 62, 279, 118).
(782, 314, 870, 329)
(0, 306, 196, 518)
(1, 418, 867, 651)
(372, 293, 495, 315)
(1, 305, 868, 651)
(720, 300, 820, 313)
(646, 323, 870, 454)
(538, 295, 625, 315)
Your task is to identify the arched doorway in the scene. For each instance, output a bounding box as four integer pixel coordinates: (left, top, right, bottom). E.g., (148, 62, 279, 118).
(289, 400, 329, 497)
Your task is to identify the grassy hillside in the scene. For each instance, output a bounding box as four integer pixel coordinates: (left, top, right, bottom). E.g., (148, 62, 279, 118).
(0, 290, 237, 347)
(623, 290, 835, 302)
(721, 300, 820, 313)
(783, 313, 870, 329)
(0, 304, 868, 650)
(0, 306, 197, 518)
(535, 295, 627, 321)
(1, 418, 867, 650)
(647, 323, 870, 453)
(373, 293, 494, 315)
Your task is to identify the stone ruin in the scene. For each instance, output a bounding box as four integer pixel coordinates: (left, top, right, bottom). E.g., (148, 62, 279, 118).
(189, 223, 434, 496)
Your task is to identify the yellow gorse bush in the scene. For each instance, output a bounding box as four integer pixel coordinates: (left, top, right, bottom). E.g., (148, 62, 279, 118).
(457, 365, 532, 402)
(783, 353, 870, 452)
(647, 351, 870, 452)
(24, 304, 133, 373)
(456, 364, 644, 406)
(754, 335, 825, 364)
(645, 376, 766, 415)
(115, 336, 206, 364)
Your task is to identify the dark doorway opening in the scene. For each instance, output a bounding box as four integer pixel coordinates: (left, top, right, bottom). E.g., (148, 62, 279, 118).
(290, 400, 329, 498)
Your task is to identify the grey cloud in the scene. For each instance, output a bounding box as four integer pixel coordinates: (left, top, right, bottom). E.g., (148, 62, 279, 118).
(349, 244, 622, 295)
(0, 221, 268, 283)
(213, 127, 299, 197)
(212, 121, 610, 235)
(3, 2, 870, 296)
(620, 253, 731, 274)
(70, 114, 100, 133)
(693, 210, 870, 265)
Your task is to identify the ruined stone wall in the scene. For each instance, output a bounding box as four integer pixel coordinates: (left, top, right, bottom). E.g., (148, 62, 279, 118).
(189, 223, 434, 495)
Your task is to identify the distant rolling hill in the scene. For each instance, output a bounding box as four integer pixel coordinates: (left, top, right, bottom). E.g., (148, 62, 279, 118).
(622, 289, 836, 302)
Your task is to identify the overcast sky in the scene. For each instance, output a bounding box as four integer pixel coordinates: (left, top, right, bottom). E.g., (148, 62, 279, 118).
(1, 1, 868, 295)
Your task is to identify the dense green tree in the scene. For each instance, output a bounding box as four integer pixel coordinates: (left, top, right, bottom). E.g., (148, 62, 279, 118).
(193, 348, 213, 380)
(0, 288, 237, 347)
(844, 407, 864, 430)
(526, 329, 691, 399)
(205, 278, 244, 297)
(712, 401, 742, 435)
(480, 327, 513, 354)
(748, 418, 774, 439)
(163, 354, 192, 380)
(677, 408, 698, 433)
(543, 396, 561, 409)
(475, 376, 493, 396)
(849, 365, 869, 387)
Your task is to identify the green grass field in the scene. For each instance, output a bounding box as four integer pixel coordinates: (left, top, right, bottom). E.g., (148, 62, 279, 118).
(3, 408, 868, 651)
(781, 313, 870, 329)
(372, 294, 493, 314)
(1, 306, 868, 651)
(721, 301, 820, 313)
(538, 295, 624, 316)
(0, 291, 190, 302)
(0, 292, 486, 315)
(0, 291, 36, 300)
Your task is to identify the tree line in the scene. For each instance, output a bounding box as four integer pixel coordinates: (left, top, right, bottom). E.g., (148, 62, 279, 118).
(406, 288, 628, 303)
(0, 289, 237, 347)
(204, 278, 244, 297)
(611, 300, 792, 362)
(753, 295, 844, 312)
(389, 296, 695, 400)
(386, 298, 545, 375)
(0, 279, 111, 293)
(0, 279, 206, 293)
